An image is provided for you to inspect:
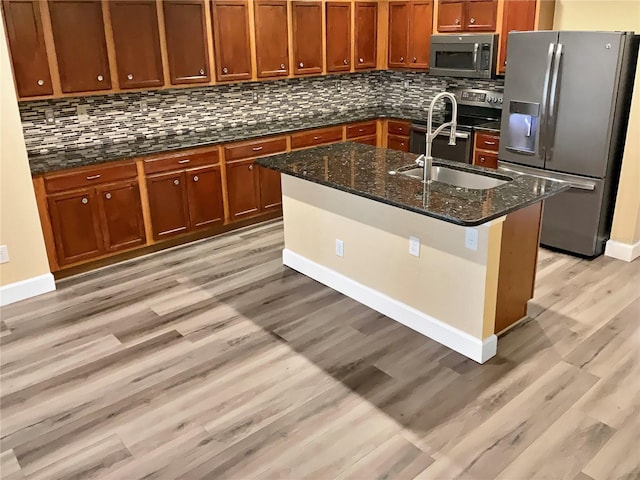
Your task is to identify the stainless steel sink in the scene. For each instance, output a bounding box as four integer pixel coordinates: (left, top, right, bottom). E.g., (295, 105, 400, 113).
(391, 165, 510, 190)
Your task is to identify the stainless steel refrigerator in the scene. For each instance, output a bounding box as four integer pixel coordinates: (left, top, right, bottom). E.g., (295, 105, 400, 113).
(498, 31, 639, 257)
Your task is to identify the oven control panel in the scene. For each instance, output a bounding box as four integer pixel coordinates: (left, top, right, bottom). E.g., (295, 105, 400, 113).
(455, 88, 503, 108)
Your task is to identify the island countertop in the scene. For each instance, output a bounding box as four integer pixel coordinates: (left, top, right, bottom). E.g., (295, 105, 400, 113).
(256, 143, 568, 227)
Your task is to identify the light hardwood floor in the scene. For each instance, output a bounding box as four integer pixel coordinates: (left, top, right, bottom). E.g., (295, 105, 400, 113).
(1, 219, 638, 480)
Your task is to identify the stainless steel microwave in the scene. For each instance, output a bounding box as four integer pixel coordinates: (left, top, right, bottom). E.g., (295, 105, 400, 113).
(429, 34, 498, 78)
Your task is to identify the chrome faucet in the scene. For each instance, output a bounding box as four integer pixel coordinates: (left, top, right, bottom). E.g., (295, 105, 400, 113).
(420, 92, 458, 184)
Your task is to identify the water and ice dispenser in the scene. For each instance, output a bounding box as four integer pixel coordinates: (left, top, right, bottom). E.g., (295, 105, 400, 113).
(504, 101, 540, 155)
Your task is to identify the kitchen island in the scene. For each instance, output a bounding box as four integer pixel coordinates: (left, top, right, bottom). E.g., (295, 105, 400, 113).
(256, 143, 567, 363)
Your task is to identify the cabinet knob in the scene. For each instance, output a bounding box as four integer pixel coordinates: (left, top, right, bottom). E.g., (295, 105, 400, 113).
(299, 62, 304, 68)
(280, 63, 286, 70)
(359, 58, 364, 63)
(193, 175, 199, 182)
(455, 18, 460, 25)
(343, 59, 348, 65)
(199, 68, 205, 75)
(470, 18, 476, 24)
(105, 192, 112, 200)
(248, 164, 254, 171)
(81, 197, 88, 204)
(127, 73, 133, 80)
(399, 56, 404, 62)
(412, 57, 417, 63)
(504, 60, 507, 66)
(97, 75, 104, 81)
(173, 179, 180, 185)
(37, 79, 44, 86)
(222, 67, 228, 74)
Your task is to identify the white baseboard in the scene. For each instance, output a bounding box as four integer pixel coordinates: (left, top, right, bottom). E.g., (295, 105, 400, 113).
(605, 239, 640, 262)
(283, 249, 497, 364)
(0, 273, 56, 306)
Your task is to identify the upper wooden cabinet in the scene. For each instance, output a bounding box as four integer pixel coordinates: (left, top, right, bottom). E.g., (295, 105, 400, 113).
(109, 0, 164, 89)
(211, 0, 252, 81)
(48, 0, 111, 93)
(325, 2, 351, 73)
(2, 0, 53, 97)
(254, 0, 289, 78)
(292, 1, 323, 75)
(437, 0, 497, 32)
(388, 1, 432, 69)
(354, 2, 377, 70)
(499, 0, 537, 74)
(163, 0, 211, 85)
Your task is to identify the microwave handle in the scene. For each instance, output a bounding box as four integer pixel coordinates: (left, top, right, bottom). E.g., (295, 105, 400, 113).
(473, 43, 479, 71)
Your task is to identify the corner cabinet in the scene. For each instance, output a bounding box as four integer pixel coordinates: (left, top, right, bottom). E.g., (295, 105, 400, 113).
(388, 1, 433, 70)
(211, 0, 252, 81)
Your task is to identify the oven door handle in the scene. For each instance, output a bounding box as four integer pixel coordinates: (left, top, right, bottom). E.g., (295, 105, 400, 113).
(473, 43, 480, 71)
(411, 127, 469, 139)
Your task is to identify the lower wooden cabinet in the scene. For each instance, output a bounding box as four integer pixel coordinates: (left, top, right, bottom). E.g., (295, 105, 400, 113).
(258, 166, 282, 211)
(226, 159, 261, 220)
(96, 181, 146, 252)
(186, 166, 224, 228)
(146, 171, 191, 239)
(387, 134, 410, 152)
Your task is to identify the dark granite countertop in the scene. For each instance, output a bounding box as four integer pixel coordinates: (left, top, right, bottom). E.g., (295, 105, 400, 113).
(28, 106, 435, 175)
(255, 143, 568, 227)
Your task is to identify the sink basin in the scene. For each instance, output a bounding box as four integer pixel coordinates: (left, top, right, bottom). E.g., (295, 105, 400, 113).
(391, 165, 510, 190)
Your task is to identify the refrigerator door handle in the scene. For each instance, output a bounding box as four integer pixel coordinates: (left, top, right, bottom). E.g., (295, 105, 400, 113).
(546, 43, 564, 163)
(540, 43, 556, 161)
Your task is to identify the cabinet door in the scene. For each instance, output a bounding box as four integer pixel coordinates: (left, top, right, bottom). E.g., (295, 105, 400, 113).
(186, 165, 224, 229)
(146, 171, 190, 240)
(226, 160, 261, 220)
(387, 135, 409, 152)
(163, 0, 210, 85)
(408, 1, 432, 68)
(354, 2, 377, 69)
(388, 2, 408, 68)
(499, 0, 536, 74)
(2, 0, 52, 97)
(465, 0, 497, 31)
(292, 1, 323, 75)
(437, 0, 463, 32)
(211, 0, 252, 81)
(96, 180, 146, 252)
(48, 0, 110, 93)
(325, 2, 350, 73)
(258, 167, 282, 211)
(109, 0, 164, 89)
(254, 0, 289, 78)
(47, 188, 103, 265)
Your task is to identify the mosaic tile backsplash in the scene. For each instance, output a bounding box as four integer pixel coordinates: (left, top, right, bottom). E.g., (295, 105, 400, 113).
(19, 71, 504, 154)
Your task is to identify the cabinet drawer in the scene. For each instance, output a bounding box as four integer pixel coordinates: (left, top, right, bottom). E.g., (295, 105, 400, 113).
(387, 134, 409, 152)
(387, 120, 410, 136)
(224, 137, 287, 162)
(44, 162, 137, 194)
(474, 150, 498, 169)
(291, 126, 344, 149)
(144, 150, 220, 175)
(346, 121, 377, 139)
(353, 135, 377, 146)
(476, 132, 500, 152)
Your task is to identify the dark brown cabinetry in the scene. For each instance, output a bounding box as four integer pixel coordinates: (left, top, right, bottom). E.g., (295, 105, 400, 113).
(2, 0, 53, 97)
(109, 0, 164, 89)
(437, 0, 496, 33)
(226, 160, 261, 220)
(254, 0, 289, 78)
(96, 181, 146, 252)
(388, 1, 432, 69)
(473, 131, 499, 169)
(386, 119, 410, 152)
(325, 2, 351, 73)
(146, 171, 190, 239)
(258, 167, 282, 211)
(499, 0, 536, 74)
(186, 166, 224, 228)
(48, 0, 111, 93)
(211, 0, 252, 81)
(163, 0, 210, 85)
(292, 1, 323, 75)
(437, 0, 463, 32)
(354, 2, 377, 69)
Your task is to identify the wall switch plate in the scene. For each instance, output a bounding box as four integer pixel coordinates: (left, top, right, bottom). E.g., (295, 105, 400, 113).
(409, 236, 420, 257)
(76, 105, 89, 122)
(0, 245, 9, 264)
(403, 80, 410, 89)
(465, 228, 479, 251)
(140, 101, 148, 113)
(335, 80, 341, 92)
(45, 109, 55, 124)
(335, 239, 344, 258)
(252, 91, 259, 103)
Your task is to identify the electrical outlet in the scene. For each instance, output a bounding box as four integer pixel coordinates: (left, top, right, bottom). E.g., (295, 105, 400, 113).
(0, 245, 9, 264)
(335, 239, 344, 258)
(45, 109, 55, 124)
(77, 105, 89, 122)
(252, 91, 259, 103)
(140, 100, 149, 113)
(465, 228, 479, 251)
(403, 80, 410, 89)
(409, 236, 420, 257)
(335, 80, 341, 92)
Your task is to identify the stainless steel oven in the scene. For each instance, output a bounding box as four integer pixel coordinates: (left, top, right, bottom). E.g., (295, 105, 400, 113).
(410, 125, 472, 163)
(430, 34, 498, 79)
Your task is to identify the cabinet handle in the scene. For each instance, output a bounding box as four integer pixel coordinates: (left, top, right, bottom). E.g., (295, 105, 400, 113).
(412, 57, 417, 63)
(504, 60, 507, 66)
(359, 58, 364, 63)
(313, 136, 322, 140)
(455, 18, 460, 25)
(193, 175, 199, 182)
(252, 146, 263, 152)
(399, 56, 404, 62)
(105, 192, 112, 199)
(127, 73, 133, 80)
(199, 68, 205, 75)
(86, 174, 101, 180)
(81, 197, 88, 204)
(280, 63, 286, 70)
(358, 128, 365, 132)
(178, 159, 190, 164)
(343, 59, 348, 65)
(174, 179, 180, 185)
(484, 141, 496, 145)
(470, 18, 476, 24)
(248, 164, 254, 171)
(37, 79, 44, 86)
(299, 62, 304, 68)
(222, 67, 228, 74)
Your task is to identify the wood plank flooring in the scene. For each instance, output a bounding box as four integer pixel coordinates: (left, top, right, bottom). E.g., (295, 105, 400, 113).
(1, 219, 639, 480)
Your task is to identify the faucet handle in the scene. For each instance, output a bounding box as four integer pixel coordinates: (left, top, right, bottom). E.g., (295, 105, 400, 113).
(415, 154, 426, 167)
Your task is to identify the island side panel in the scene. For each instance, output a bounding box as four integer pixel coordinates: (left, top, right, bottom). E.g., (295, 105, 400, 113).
(280, 175, 505, 361)
(494, 201, 544, 334)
